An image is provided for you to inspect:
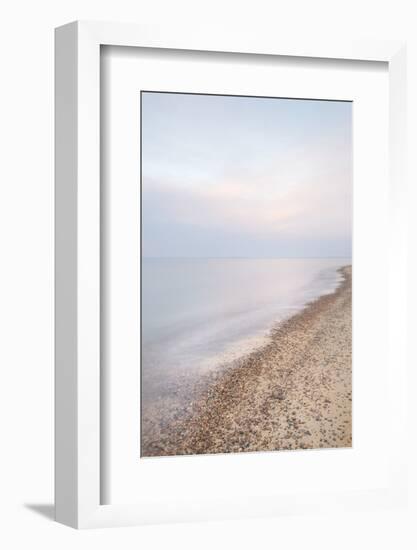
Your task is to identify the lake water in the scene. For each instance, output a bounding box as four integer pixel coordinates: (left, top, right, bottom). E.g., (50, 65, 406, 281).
(141, 258, 349, 402)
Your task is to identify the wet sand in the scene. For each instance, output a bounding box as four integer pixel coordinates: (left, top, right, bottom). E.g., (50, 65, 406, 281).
(142, 266, 352, 457)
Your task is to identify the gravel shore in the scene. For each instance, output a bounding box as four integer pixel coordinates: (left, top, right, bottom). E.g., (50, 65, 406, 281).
(142, 266, 352, 457)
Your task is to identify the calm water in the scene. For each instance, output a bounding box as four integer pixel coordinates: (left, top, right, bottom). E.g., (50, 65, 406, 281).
(141, 258, 349, 401)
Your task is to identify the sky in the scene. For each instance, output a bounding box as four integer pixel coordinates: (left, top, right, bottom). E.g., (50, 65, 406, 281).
(141, 92, 352, 259)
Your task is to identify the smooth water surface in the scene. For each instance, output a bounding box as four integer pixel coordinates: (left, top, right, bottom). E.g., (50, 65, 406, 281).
(141, 258, 349, 401)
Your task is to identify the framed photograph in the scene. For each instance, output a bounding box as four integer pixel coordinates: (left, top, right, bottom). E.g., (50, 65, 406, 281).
(55, 21, 407, 528)
(139, 90, 353, 458)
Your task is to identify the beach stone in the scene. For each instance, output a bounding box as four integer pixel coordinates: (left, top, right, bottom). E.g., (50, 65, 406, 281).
(272, 389, 285, 400)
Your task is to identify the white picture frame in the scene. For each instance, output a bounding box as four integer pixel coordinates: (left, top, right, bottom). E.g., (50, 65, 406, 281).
(55, 21, 407, 529)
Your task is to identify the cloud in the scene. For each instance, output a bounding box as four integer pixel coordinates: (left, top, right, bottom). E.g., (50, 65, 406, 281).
(142, 142, 351, 244)
(141, 93, 352, 258)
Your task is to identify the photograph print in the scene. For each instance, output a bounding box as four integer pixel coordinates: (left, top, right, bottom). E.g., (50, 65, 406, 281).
(140, 91, 352, 457)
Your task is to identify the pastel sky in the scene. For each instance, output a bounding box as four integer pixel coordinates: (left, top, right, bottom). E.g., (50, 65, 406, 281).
(141, 92, 352, 258)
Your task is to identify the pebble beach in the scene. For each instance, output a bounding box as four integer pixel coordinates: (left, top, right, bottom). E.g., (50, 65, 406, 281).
(141, 265, 352, 457)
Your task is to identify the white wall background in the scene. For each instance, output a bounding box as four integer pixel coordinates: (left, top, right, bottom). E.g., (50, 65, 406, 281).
(0, 0, 416, 548)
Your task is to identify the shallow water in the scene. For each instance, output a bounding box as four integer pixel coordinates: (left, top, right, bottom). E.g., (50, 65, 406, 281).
(141, 258, 349, 403)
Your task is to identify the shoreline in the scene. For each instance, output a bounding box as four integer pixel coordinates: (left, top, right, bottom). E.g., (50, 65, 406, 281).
(142, 265, 352, 457)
